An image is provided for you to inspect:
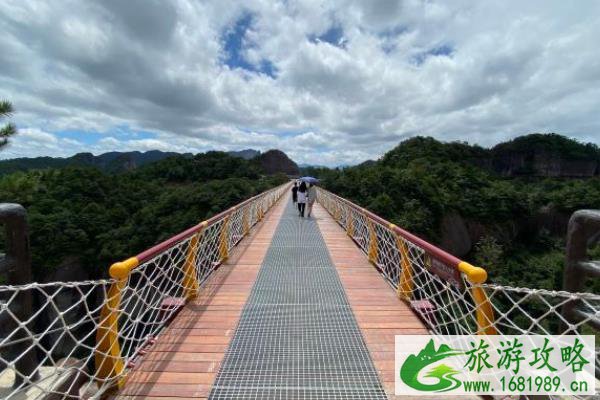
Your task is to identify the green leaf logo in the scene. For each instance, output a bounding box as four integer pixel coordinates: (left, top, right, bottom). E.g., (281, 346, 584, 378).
(400, 339, 463, 392)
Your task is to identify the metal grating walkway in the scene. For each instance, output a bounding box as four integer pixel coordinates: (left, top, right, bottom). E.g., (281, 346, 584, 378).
(208, 199, 388, 399)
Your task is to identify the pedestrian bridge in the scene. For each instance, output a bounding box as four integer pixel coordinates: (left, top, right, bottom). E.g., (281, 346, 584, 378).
(0, 183, 598, 399)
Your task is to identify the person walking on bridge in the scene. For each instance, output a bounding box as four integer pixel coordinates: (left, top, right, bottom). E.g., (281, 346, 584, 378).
(297, 181, 307, 217)
(291, 181, 298, 204)
(306, 183, 317, 218)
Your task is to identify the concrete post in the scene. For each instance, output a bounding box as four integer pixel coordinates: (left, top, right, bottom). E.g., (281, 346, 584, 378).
(0, 203, 39, 388)
(562, 209, 600, 378)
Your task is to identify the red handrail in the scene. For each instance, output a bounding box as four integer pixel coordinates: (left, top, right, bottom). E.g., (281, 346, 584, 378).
(325, 189, 487, 283)
(323, 190, 462, 266)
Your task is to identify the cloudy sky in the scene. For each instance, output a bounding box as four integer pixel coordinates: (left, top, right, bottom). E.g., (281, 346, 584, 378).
(0, 1, 599, 166)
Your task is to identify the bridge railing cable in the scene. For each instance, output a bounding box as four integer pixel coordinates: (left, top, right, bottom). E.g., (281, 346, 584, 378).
(0, 182, 289, 399)
(317, 187, 599, 377)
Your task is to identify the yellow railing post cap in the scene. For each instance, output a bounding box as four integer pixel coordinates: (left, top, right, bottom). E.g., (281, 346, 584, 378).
(458, 261, 487, 284)
(109, 257, 139, 280)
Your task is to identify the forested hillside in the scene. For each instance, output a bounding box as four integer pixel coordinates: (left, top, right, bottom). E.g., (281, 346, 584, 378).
(304, 134, 600, 291)
(0, 151, 287, 282)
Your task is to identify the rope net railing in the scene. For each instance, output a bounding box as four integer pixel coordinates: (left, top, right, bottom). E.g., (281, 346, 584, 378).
(317, 188, 599, 386)
(0, 183, 288, 399)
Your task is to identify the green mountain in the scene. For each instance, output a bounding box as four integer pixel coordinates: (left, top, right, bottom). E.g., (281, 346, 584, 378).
(308, 133, 600, 292)
(380, 133, 599, 177)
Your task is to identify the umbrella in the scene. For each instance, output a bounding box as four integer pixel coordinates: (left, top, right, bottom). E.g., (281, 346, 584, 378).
(299, 176, 319, 184)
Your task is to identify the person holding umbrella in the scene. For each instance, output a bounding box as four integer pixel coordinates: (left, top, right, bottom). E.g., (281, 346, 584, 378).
(298, 176, 319, 218)
(297, 180, 307, 217)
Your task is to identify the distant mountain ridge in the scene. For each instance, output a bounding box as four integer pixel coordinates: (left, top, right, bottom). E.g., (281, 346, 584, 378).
(227, 149, 260, 160)
(0, 150, 191, 175)
(1, 133, 595, 177)
(0, 149, 270, 176)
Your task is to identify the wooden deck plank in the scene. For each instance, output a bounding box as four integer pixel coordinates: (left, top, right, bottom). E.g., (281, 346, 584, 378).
(115, 194, 287, 398)
(118, 383, 211, 398)
(313, 203, 430, 400)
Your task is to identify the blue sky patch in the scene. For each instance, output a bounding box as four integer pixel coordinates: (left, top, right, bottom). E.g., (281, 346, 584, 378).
(378, 25, 408, 54)
(309, 25, 346, 48)
(379, 25, 408, 39)
(54, 126, 157, 145)
(54, 130, 100, 145)
(239, 127, 316, 139)
(412, 44, 454, 65)
(222, 13, 276, 77)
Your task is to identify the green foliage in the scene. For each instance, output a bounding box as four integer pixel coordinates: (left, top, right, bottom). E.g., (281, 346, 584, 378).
(0, 153, 287, 281)
(493, 133, 600, 161)
(138, 151, 263, 182)
(0, 100, 17, 149)
(381, 136, 489, 167)
(474, 236, 503, 272)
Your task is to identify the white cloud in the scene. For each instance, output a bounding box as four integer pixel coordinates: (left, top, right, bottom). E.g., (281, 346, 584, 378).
(0, 0, 599, 166)
(19, 128, 58, 144)
(2, 129, 78, 159)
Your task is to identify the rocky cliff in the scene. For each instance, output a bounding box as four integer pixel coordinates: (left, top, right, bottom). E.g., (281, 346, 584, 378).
(257, 149, 300, 175)
(490, 133, 599, 177)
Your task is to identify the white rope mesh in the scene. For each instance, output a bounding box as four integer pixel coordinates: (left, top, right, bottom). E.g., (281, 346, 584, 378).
(317, 187, 600, 395)
(0, 183, 288, 399)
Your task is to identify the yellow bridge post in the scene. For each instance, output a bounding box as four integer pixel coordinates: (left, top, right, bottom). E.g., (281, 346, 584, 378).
(183, 223, 206, 300)
(95, 257, 139, 388)
(390, 224, 413, 301)
(257, 202, 264, 221)
(367, 219, 378, 265)
(458, 261, 498, 335)
(346, 210, 355, 238)
(242, 206, 250, 236)
(219, 215, 231, 261)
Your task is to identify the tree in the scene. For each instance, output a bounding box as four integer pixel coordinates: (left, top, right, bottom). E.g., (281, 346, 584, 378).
(0, 100, 17, 149)
(474, 236, 503, 271)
